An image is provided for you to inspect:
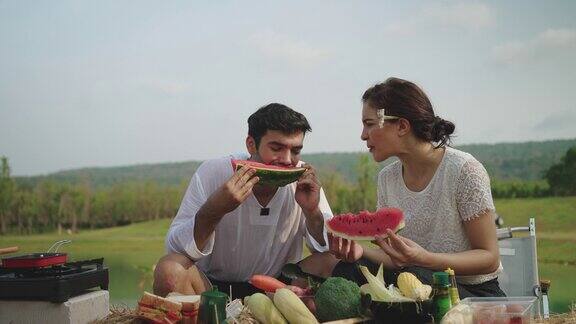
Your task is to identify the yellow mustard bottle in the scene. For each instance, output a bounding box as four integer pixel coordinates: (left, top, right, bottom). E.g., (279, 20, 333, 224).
(445, 268, 460, 305)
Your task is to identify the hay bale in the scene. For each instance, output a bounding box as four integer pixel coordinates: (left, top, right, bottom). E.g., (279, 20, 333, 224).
(93, 304, 261, 324)
(534, 305, 576, 324)
(90, 305, 141, 324)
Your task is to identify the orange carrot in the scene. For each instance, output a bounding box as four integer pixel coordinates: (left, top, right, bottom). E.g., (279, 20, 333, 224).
(249, 274, 286, 292)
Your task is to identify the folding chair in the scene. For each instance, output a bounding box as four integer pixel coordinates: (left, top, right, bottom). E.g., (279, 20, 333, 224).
(497, 217, 550, 318)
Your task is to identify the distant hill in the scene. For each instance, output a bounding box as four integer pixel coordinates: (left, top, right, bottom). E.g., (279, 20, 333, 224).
(14, 138, 576, 187)
(460, 139, 576, 180)
(15, 161, 202, 189)
(306, 138, 576, 182)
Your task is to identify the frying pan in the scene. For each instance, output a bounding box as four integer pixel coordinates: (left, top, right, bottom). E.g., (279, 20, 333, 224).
(0, 240, 71, 269)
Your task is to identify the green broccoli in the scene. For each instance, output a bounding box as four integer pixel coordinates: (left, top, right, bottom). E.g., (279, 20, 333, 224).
(314, 277, 362, 322)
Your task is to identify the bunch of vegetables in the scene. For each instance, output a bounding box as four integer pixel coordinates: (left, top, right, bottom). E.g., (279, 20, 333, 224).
(244, 274, 316, 323)
(240, 266, 432, 323)
(244, 274, 364, 323)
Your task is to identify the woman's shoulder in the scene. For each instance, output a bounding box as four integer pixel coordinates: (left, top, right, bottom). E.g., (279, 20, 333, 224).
(444, 147, 491, 189)
(378, 158, 401, 180)
(444, 146, 484, 171)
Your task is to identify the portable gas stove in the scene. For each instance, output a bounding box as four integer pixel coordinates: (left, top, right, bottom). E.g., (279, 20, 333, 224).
(0, 254, 109, 303)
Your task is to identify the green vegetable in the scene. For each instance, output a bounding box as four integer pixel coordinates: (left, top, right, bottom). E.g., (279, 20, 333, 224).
(314, 277, 362, 322)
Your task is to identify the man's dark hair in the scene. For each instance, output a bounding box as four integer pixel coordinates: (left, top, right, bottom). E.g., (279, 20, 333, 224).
(248, 103, 312, 147)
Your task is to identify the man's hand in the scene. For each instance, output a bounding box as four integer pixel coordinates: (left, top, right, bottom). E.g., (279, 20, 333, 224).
(209, 166, 260, 215)
(328, 233, 364, 263)
(194, 166, 259, 251)
(295, 164, 327, 245)
(295, 164, 321, 214)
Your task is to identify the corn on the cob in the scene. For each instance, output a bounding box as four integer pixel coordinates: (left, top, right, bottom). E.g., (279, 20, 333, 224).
(397, 272, 432, 300)
(273, 288, 318, 324)
(244, 293, 287, 324)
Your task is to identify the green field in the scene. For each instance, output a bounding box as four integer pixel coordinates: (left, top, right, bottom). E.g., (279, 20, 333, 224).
(494, 197, 576, 313)
(1, 196, 575, 313)
(0, 219, 169, 305)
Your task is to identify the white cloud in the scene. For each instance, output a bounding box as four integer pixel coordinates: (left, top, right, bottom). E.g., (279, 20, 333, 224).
(157, 82, 187, 95)
(537, 28, 576, 47)
(383, 19, 419, 37)
(141, 79, 189, 96)
(490, 41, 532, 65)
(491, 28, 576, 65)
(425, 2, 496, 31)
(249, 30, 328, 66)
(384, 1, 496, 36)
(533, 108, 576, 132)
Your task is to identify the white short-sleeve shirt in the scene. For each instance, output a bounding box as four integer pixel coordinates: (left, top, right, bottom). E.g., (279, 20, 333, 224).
(377, 146, 501, 285)
(165, 153, 333, 282)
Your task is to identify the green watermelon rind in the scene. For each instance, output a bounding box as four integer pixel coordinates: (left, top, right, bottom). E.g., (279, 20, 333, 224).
(325, 209, 405, 241)
(232, 160, 306, 187)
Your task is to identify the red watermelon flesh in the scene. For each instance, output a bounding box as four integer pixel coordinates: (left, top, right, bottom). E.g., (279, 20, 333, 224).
(231, 159, 302, 171)
(326, 208, 405, 240)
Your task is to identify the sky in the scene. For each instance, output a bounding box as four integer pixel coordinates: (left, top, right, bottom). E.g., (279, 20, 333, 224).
(1, 1, 575, 176)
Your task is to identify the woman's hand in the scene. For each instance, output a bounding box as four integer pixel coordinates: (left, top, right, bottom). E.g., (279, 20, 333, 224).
(373, 229, 430, 268)
(328, 233, 364, 263)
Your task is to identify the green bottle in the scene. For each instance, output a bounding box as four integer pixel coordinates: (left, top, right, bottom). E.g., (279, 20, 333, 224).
(432, 272, 452, 322)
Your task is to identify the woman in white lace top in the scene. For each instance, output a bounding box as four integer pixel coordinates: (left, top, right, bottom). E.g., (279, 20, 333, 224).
(328, 77, 505, 297)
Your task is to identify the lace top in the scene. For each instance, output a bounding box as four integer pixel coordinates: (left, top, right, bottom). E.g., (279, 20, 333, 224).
(377, 146, 501, 285)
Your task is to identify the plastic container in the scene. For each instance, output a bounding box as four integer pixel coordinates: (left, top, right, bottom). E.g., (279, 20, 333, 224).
(460, 297, 537, 324)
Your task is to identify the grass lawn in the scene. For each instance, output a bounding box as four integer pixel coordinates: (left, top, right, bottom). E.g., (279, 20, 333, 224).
(0, 219, 170, 305)
(496, 196, 576, 313)
(1, 196, 575, 312)
(495, 196, 576, 234)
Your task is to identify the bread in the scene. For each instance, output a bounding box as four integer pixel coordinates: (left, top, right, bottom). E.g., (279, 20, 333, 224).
(137, 292, 183, 323)
(166, 294, 201, 312)
(166, 294, 200, 324)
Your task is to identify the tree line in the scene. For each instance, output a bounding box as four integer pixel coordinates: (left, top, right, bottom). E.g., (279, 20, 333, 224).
(1, 147, 574, 235)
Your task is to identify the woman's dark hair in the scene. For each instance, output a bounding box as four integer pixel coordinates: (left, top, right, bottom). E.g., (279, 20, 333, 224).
(248, 103, 312, 147)
(362, 77, 455, 147)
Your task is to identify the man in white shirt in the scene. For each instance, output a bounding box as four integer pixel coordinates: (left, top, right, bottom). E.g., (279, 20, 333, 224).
(153, 103, 335, 298)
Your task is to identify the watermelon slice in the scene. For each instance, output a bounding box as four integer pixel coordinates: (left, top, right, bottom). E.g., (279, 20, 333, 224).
(326, 208, 405, 240)
(231, 159, 306, 187)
